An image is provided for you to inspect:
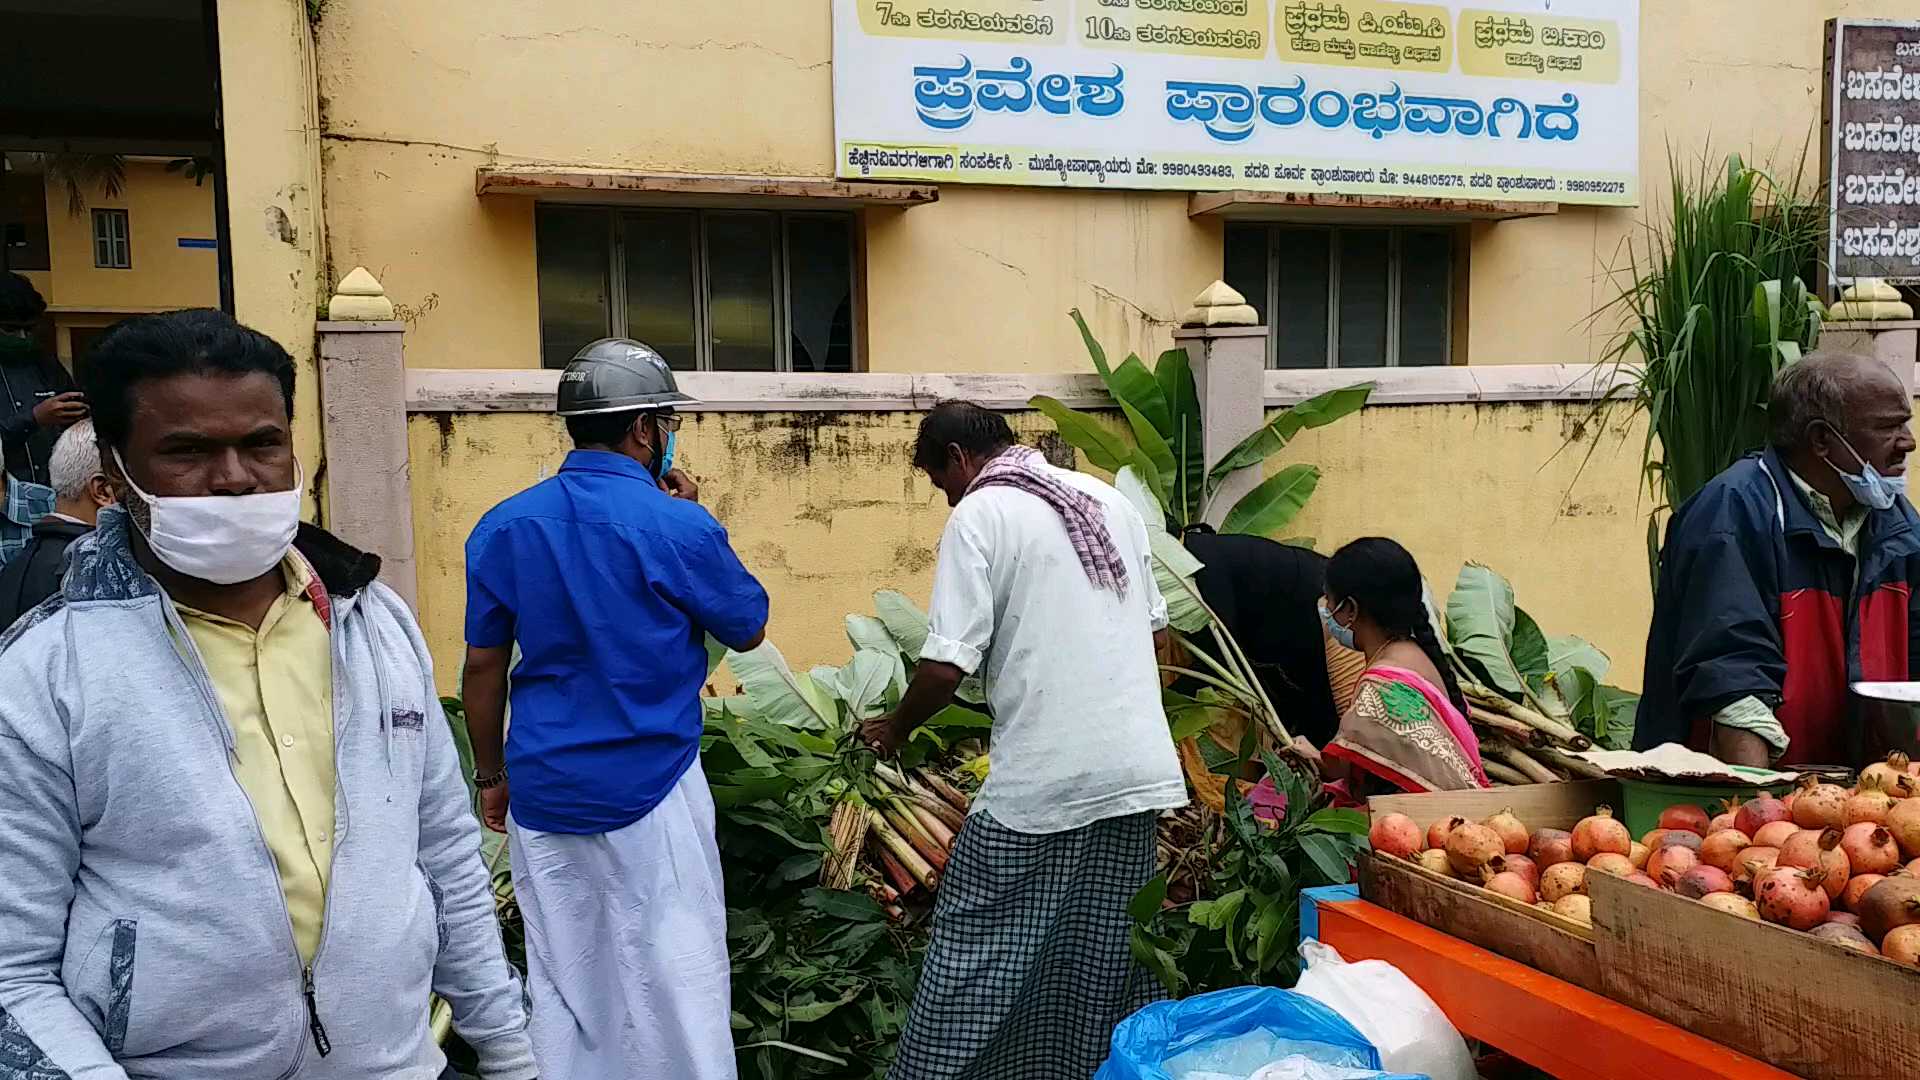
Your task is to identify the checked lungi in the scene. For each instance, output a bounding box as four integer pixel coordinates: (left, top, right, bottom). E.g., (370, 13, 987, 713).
(890, 809, 1164, 1080)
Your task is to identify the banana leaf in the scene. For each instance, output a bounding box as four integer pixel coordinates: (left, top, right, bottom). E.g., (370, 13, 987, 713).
(1116, 465, 1210, 633)
(1219, 464, 1319, 538)
(1112, 352, 1174, 437)
(728, 641, 836, 731)
(1069, 306, 1115, 381)
(844, 614, 907, 694)
(1206, 384, 1372, 494)
(1120, 398, 1178, 491)
(872, 590, 928, 661)
(1153, 348, 1203, 524)
(1444, 563, 1534, 701)
(1030, 395, 1131, 473)
(1548, 635, 1611, 683)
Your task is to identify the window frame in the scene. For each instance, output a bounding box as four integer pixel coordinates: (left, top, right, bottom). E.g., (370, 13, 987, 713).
(92, 208, 131, 270)
(1238, 223, 1455, 370)
(538, 204, 861, 373)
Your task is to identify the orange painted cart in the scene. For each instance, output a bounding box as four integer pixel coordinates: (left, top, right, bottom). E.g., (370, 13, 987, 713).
(1310, 896, 1797, 1080)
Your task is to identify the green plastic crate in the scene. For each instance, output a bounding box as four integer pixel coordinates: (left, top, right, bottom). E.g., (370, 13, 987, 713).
(1617, 773, 1798, 838)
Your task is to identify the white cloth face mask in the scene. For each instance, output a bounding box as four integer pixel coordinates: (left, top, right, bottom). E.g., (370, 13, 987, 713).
(114, 449, 303, 585)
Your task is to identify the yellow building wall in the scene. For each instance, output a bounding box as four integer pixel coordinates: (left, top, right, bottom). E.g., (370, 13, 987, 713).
(313, 0, 1914, 375)
(37, 160, 219, 314)
(407, 402, 1650, 697)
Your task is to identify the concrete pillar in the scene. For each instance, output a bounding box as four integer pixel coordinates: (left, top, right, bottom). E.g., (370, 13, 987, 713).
(318, 268, 417, 609)
(1172, 281, 1268, 528)
(1824, 280, 1917, 397)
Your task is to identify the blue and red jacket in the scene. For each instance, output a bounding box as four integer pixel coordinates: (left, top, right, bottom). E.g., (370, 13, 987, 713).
(1637, 447, 1920, 766)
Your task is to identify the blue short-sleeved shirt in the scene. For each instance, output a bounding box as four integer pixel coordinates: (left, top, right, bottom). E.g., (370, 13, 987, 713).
(464, 450, 769, 834)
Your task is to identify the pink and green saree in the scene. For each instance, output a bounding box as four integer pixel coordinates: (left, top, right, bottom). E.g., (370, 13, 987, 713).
(1324, 665, 1491, 793)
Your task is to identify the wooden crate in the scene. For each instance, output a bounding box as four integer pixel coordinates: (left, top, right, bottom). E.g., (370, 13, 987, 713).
(1356, 782, 1920, 1078)
(1588, 872, 1920, 1080)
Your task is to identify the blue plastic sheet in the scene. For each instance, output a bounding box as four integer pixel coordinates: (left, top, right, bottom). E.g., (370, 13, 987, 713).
(1095, 985, 1427, 1080)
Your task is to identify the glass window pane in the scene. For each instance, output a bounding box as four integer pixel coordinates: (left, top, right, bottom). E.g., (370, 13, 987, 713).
(785, 215, 854, 373)
(535, 207, 611, 370)
(704, 212, 777, 373)
(1336, 230, 1389, 368)
(620, 211, 698, 371)
(1273, 229, 1330, 369)
(1223, 224, 1268, 327)
(1398, 231, 1452, 367)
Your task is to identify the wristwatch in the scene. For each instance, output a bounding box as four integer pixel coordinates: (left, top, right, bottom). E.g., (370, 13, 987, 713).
(473, 765, 508, 790)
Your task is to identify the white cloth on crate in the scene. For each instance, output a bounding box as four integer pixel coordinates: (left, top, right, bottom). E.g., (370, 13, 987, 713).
(507, 757, 737, 1080)
(922, 461, 1187, 834)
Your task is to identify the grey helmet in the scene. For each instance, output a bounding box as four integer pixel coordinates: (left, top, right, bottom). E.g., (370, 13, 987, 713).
(555, 338, 695, 416)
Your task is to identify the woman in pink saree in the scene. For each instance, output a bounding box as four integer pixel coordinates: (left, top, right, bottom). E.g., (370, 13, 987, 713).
(1314, 538, 1490, 793)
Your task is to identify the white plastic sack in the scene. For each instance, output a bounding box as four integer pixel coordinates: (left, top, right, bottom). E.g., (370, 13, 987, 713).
(1249, 1057, 1400, 1080)
(1293, 940, 1476, 1080)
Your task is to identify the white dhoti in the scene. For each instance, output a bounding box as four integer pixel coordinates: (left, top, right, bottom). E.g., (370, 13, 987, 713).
(507, 758, 737, 1080)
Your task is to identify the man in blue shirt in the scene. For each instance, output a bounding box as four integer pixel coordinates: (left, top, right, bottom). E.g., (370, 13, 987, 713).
(461, 338, 769, 1080)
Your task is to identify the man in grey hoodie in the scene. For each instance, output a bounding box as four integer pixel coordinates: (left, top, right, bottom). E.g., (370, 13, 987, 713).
(0, 309, 536, 1079)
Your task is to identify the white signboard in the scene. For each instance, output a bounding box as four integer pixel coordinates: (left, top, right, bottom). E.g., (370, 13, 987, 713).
(833, 0, 1639, 205)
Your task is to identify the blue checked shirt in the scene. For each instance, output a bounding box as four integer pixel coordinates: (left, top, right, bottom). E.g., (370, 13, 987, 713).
(0, 472, 54, 570)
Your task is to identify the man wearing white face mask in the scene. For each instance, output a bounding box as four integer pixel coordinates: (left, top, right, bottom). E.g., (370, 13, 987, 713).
(1640, 352, 1920, 768)
(0, 309, 535, 1080)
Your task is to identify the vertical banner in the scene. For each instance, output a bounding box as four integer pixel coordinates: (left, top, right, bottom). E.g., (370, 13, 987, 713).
(833, 0, 1639, 205)
(1825, 19, 1920, 288)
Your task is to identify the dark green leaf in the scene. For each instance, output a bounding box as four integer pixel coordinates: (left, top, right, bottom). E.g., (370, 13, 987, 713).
(1207, 383, 1372, 491)
(1120, 399, 1178, 490)
(1220, 465, 1320, 538)
(1303, 808, 1370, 836)
(1128, 874, 1169, 923)
(1167, 706, 1218, 742)
(1154, 348, 1203, 523)
(1300, 833, 1359, 886)
(1511, 607, 1552, 680)
(1030, 395, 1131, 473)
(774, 854, 823, 882)
(800, 888, 886, 922)
(1068, 308, 1113, 379)
(1111, 353, 1174, 436)
(1188, 888, 1246, 930)
(1198, 733, 1244, 776)
(782, 984, 865, 1023)
(925, 704, 993, 730)
(1130, 924, 1185, 996)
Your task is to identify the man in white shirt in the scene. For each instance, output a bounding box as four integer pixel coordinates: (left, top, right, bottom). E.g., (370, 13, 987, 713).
(863, 401, 1187, 1080)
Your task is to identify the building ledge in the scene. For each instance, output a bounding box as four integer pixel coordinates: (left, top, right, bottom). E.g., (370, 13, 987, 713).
(475, 167, 938, 209)
(1189, 190, 1557, 224)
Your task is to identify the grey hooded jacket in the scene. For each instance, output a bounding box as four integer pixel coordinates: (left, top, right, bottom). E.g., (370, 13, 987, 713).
(0, 509, 535, 1080)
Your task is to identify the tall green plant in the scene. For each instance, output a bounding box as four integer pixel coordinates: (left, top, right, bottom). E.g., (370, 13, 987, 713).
(1034, 310, 1371, 540)
(1597, 150, 1825, 579)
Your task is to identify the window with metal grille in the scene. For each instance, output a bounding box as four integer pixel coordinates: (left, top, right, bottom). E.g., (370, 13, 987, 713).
(534, 206, 857, 372)
(1224, 224, 1456, 368)
(92, 208, 131, 269)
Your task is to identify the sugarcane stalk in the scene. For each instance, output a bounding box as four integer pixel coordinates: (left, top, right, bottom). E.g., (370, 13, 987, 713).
(870, 810, 939, 889)
(883, 802, 949, 871)
(915, 768, 971, 813)
(1534, 744, 1610, 780)
(1483, 760, 1530, 786)
(1483, 741, 1565, 785)
(1463, 683, 1590, 749)
(1468, 706, 1546, 747)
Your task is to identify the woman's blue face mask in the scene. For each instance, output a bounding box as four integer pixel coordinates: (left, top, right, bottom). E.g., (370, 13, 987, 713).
(1319, 598, 1357, 651)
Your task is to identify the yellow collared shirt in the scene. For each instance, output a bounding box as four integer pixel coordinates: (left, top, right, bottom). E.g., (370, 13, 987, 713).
(177, 553, 336, 964)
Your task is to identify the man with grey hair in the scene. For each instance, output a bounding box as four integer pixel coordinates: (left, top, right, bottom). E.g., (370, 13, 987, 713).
(0, 419, 112, 626)
(1639, 352, 1920, 766)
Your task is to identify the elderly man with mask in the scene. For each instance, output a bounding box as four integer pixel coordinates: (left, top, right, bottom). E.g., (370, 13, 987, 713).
(0, 308, 535, 1079)
(1638, 352, 1920, 767)
(0, 419, 115, 625)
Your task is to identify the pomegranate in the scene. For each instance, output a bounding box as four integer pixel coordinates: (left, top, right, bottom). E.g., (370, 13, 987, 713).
(1427, 815, 1466, 851)
(1793, 780, 1850, 830)
(1482, 808, 1529, 855)
(1708, 811, 1739, 834)
(1587, 852, 1635, 877)
(1646, 845, 1699, 883)
(1859, 752, 1913, 796)
(1734, 793, 1791, 837)
(1369, 812, 1422, 858)
(1699, 892, 1760, 921)
(1883, 924, 1920, 966)
(1640, 827, 1670, 850)
(1857, 876, 1920, 943)
(1844, 788, 1896, 827)
(1540, 862, 1587, 903)
(1484, 870, 1537, 904)
(1571, 806, 1631, 862)
(1808, 922, 1879, 955)
(1699, 829, 1753, 873)
(1628, 841, 1650, 869)
(1497, 853, 1540, 889)
(1657, 803, 1710, 836)
(1755, 866, 1832, 930)
(1413, 849, 1454, 877)
(1644, 828, 1702, 854)
(1528, 827, 1573, 865)
(1885, 798, 1920, 859)
(1842, 873, 1887, 913)
(1671, 865, 1735, 898)
(1624, 871, 1659, 888)
(1552, 894, 1593, 923)
(1780, 828, 1850, 900)
(1840, 823, 1901, 877)
(1751, 820, 1800, 849)
(1446, 822, 1505, 877)
(1733, 846, 1781, 889)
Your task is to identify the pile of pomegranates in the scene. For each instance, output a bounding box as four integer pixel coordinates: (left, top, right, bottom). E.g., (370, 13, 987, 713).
(1368, 753, 1920, 965)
